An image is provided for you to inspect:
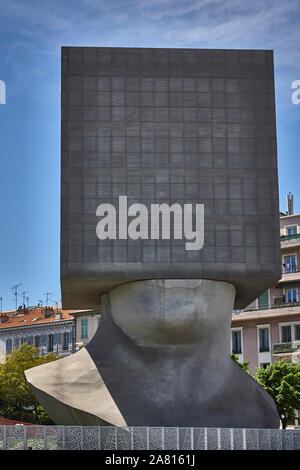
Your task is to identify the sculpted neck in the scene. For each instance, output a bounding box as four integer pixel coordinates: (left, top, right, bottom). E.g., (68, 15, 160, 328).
(87, 309, 234, 420)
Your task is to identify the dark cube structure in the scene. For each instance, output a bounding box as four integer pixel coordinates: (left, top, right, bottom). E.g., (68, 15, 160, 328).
(61, 47, 281, 309)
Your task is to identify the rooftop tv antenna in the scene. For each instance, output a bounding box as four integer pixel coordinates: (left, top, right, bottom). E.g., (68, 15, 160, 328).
(22, 291, 29, 306)
(11, 284, 22, 311)
(0, 296, 2, 312)
(44, 292, 53, 306)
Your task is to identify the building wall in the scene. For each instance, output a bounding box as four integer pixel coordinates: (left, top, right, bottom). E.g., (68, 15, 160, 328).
(75, 313, 101, 348)
(280, 215, 300, 235)
(232, 320, 258, 370)
(270, 286, 283, 304)
(245, 299, 257, 310)
(0, 313, 103, 361)
(231, 314, 300, 373)
(0, 323, 74, 363)
(231, 212, 300, 372)
(270, 319, 280, 346)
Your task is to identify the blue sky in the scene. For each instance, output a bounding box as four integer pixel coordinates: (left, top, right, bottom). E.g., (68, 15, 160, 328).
(0, 0, 299, 310)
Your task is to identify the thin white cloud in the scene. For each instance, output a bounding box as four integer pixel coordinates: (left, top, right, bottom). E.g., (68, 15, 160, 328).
(1, 0, 299, 110)
(0, 0, 298, 61)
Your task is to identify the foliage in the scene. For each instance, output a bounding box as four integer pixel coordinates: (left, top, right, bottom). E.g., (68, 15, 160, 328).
(230, 352, 250, 373)
(254, 361, 300, 429)
(0, 343, 57, 424)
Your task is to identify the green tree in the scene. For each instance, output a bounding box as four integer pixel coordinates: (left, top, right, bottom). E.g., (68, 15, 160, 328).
(0, 343, 57, 424)
(254, 361, 300, 429)
(230, 352, 250, 373)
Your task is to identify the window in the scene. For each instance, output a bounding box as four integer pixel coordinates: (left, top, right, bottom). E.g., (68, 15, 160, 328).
(286, 289, 297, 303)
(295, 325, 300, 341)
(21, 337, 32, 346)
(258, 291, 269, 309)
(259, 328, 270, 352)
(232, 330, 242, 355)
(14, 338, 20, 350)
(281, 325, 292, 343)
(260, 363, 270, 369)
(47, 334, 54, 352)
(80, 318, 88, 340)
(284, 255, 296, 273)
(34, 336, 40, 348)
(287, 226, 297, 236)
(6, 338, 12, 354)
(63, 332, 69, 350)
(97, 316, 101, 327)
(41, 334, 47, 348)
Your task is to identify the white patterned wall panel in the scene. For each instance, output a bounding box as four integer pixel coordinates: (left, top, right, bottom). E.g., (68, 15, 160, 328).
(0, 425, 300, 450)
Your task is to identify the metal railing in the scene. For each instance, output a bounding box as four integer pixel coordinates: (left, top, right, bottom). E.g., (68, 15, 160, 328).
(273, 342, 300, 355)
(272, 300, 300, 309)
(0, 425, 300, 450)
(233, 300, 300, 314)
(281, 234, 300, 242)
(281, 267, 300, 275)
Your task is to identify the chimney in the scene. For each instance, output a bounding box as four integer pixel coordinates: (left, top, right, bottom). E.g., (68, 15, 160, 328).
(55, 312, 62, 320)
(0, 313, 9, 323)
(16, 305, 28, 316)
(286, 193, 294, 215)
(42, 306, 54, 319)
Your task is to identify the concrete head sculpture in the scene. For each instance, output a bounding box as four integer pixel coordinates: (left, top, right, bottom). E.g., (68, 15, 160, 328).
(25, 47, 281, 429)
(106, 280, 234, 346)
(26, 279, 279, 427)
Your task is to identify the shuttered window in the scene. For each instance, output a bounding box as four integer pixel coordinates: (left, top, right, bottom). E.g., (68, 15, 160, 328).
(232, 330, 242, 354)
(80, 319, 88, 340)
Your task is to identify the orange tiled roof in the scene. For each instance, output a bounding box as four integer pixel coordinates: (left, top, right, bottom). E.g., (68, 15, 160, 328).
(0, 418, 35, 425)
(0, 306, 77, 330)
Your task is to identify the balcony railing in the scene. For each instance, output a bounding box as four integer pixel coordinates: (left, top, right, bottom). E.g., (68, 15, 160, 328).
(271, 300, 300, 309)
(281, 267, 300, 275)
(255, 301, 299, 311)
(232, 300, 300, 314)
(281, 233, 300, 242)
(273, 342, 300, 355)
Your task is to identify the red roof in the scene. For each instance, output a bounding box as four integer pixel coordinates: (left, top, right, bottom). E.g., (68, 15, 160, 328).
(0, 418, 35, 425)
(0, 306, 77, 330)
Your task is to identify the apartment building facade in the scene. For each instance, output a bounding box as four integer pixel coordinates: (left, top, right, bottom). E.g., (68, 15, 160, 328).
(0, 304, 102, 362)
(0, 306, 76, 363)
(231, 208, 300, 373)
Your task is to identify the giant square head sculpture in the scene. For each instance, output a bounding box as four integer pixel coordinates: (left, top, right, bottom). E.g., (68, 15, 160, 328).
(26, 48, 281, 429)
